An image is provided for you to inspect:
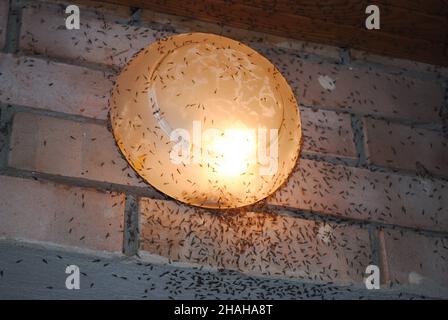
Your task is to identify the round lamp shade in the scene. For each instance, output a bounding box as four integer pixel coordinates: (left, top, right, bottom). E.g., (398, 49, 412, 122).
(110, 33, 301, 208)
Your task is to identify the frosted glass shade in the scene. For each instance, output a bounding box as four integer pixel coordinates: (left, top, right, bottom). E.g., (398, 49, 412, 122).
(110, 33, 301, 208)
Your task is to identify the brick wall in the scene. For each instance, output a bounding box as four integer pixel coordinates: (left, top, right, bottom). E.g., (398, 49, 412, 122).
(0, 0, 447, 298)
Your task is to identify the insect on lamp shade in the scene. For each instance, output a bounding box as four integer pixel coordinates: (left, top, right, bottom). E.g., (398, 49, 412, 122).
(110, 33, 301, 208)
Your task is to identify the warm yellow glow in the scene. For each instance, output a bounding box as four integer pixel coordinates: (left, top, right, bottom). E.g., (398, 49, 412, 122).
(110, 33, 302, 208)
(205, 129, 256, 177)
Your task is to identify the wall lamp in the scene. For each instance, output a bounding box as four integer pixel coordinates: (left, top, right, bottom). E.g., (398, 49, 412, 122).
(110, 33, 301, 208)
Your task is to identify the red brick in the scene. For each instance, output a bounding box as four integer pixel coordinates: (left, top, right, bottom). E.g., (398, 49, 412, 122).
(8, 112, 146, 187)
(264, 48, 444, 123)
(0, 133, 4, 155)
(149, 11, 342, 62)
(141, 9, 223, 35)
(222, 27, 340, 61)
(267, 159, 448, 232)
(0, 175, 125, 252)
(0, 125, 5, 157)
(364, 118, 448, 177)
(0, 0, 8, 51)
(300, 107, 356, 158)
(52, 0, 131, 20)
(20, 3, 173, 68)
(0, 54, 113, 119)
(139, 198, 371, 284)
(140, 10, 341, 61)
(350, 49, 448, 79)
(382, 229, 448, 291)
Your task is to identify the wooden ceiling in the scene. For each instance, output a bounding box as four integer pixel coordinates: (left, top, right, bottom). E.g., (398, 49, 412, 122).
(99, 0, 448, 66)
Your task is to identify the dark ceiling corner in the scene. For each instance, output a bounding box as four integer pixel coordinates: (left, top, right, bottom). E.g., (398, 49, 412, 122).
(98, 0, 448, 67)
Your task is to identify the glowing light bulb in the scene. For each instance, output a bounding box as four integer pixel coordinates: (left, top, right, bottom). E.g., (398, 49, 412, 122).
(110, 33, 302, 208)
(205, 129, 256, 177)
